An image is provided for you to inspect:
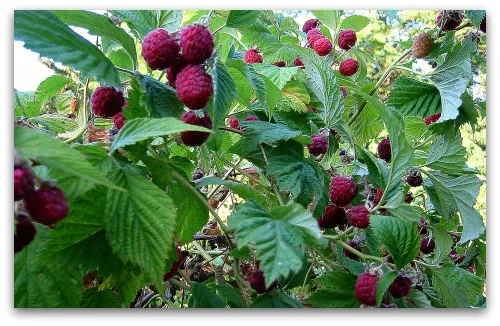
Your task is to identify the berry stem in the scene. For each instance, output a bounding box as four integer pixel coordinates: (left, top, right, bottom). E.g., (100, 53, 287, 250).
(412, 260, 438, 269)
(215, 154, 271, 188)
(206, 158, 242, 199)
(219, 126, 243, 135)
(115, 66, 135, 75)
(337, 240, 385, 264)
(64, 78, 90, 144)
(212, 23, 226, 35)
(322, 226, 354, 242)
(192, 240, 215, 264)
(167, 278, 191, 291)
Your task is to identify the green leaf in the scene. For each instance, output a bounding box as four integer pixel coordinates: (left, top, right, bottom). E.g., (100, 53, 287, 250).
(351, 103, 383, 146)
(53, 10, 137, 67)
(340, 15, 371, 32)
(311, 10, 343, 31)
(276, 81, 310, 113)
(241, 23, 297, 63)
(135, 73, 185, 118)
(387, 76, 441, 118)
(376, 271, 397, 307)
(398, 289, 435, 308)
(105, 166, 177, 280)
(429, 39, 475, 121)
(305, 270, 359, 308)
(228, 201, 322, 287)
(226, 10, 260, 28)
(370, 215, 420, 269)
(385, 203, 422, 223)
(110, 117, 212, 152)
(465, 10, 486, 29)
(29, 114, 78, 135)
(189, 282, 226, 308)
(254, 65, 299, 90)
(425, 128, 468, 173)
(424, 171, 484, 244)
(37, 75, 72, 104)
(251, 291, 303, 308)
(357, 146, 388, 189)
(15, 224, 83, 307)
(431, 266, 483, 308)
(432, 225, 454, 264)
(197, 177, 267, 206)
(80, 288, 121, 308)
(14, 10, 121, 87)
(157, 10, 182, 32)
(14, 126, 120, 191)
(215, 284, 245, 308)
(108, 10, 157, 40)
(14, 89, 39, 118)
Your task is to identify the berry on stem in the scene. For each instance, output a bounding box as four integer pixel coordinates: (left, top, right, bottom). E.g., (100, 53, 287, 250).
(307, 134, 328, 156)
(272, 61, 285, 67)
(373, 188, 384, 206)
(329, 176, 358, 206)
(480, 15, 486, 33)
(293, 57, 304, 67)
(436, 10, 464, 32)
(355, 272, 379, 306)
(339, 86, 348, 98)
(343, 240, 362, 260)
(228, 118, 240, 129)
(405, 192, 414, 203)
(14, 165, 35, 201)
(313, 38, 332, 56)
(166, 55, 187, 88)
(318, 205, 347, 229)
(142, 28, 180, 70)
(412, 33, 434, 59)
(175, 65, 213, 110)
(338, 29, 357, 50)
(377, 136, 391, 162)
(348, 205, 370, 229)
(244, 49, 263, 64)
(388, 275, 412, 298)
(406, 168, 423, 187)
(25, 185, 69, 225)
(180, 24, 214, 64)
(180, 111, 212, 146)
(90, 86, 125, 118)
(112, 112, 125, 131)
(244, 115, 259, 122)
(14, 217, 37, 253)
(163, 247, 184, 281)
(247, 270, 275, 294)
(424, 113, 441, 125)
(339, 58, 359, 76)
(420, 237, 436, 254)
(302, 19, 319, 33)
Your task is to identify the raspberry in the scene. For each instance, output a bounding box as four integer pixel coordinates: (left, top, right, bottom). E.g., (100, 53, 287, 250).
(420, 237, 435, 254)
(293, 57, 304, 67)
(436, 10, 464, 32)
(308, 34, 325, 48)
(355, 272, 379, 306)
(306, 105, 317, 113)
(405, 192, 414, 203)
(142, 28, 180, 70)
(329, 176, 358, 206)
(302, 19, 319, 33)
(377, 137, 391, 162)
(339, 58, 359, 76)
(243, 115, 259, 121)
(244, 49, 263, 64)
(343, 240, 362, 260)
(180, 111, 212, 146)
(175, 65, 213, 110)
(418, 218, 428, 235)
(424, 113, 441, 125)
(90, 86, 125, 118)
(406, 168, 423, 187)
(317, 205, 347, 229)
(412, 33, 434, 59)
(339, 86, 348, 98)
(307, 28, 323, 41)
(112, 111, 125, 131)
(247, 270, 275, 294)
(313, 37, 333, 56)
(166, 55, 187, 88)
(272, 61, 285, 67)
(14, 165, 35, 201)
(388, 275, 412, 298)
(480, 15, 486, 33)
(25, 185, 69, 225)
(14, 217, 37, 253)
(180, 25, 214, 64)
(228, 117, 240, 129)
(307, 134, 328, 156)
(338, 29, 357, 50)
(348, 205, 370, 229)
(373, 188, 384, 206)
(163, 247, 183, 281)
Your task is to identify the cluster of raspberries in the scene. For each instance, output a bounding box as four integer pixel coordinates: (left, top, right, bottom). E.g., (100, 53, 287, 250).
(90, 86, 128, 131)
(306, 28, 332, 56)
(14, 155, 69, 253)
(355, 272, 413, 306)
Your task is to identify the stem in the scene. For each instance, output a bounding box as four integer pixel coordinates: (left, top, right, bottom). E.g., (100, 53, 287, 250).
(323, 226, 354, 242)
(168, 279, 191, 291)
(191, 241, 214, 263)
(158, 70, 165, 81)
(64, 79, 90, 144)
(216, 154, 270, 188)
(413, 260, 438, 269)
(212, 23, 226, 35)
(219, 126, 243, 135)
(116, 66, 135, 75)
(337, 240, 385, 264)
(206, 158, 242, 199)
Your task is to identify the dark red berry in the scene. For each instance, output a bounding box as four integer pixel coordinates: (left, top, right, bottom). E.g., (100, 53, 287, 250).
(307, 134, 328, 156)
(339, 58, 359, 76)
(373, 188, 384, 206)
(318, 205, 347, 229)
(180, 24, 214, 64)
(175, 65, 213, 110)
(25, 185, 69, 225)
(436, 10, 464, 32)
(355, 272, 379, 306)
(166, 55, 188, 88)
(272, 61, 285, 67)
(338, 29, 357, 50)
(229, 118, 240, 129)
(243, 115, 259, 122)
(377, 137, 391, 162)
(180, 111, 212, 147)
(404, 192, 414, 203)
(424, 113, 441, 125)
(247, 270, 275, 294)
(308, 34, 325, 48)
(480, 15, 486, 33)
(90, 86, 125, 118)
(14, 165, 35, 201)
(142, 28, 181, 70)
(302, 19, 319, 33)
(313, 37, 332, 56)
(340, 86, 347, 98)
(244, 49, 263, 64)
(329, 176, 358, 206)
(388, 275, 412, 298)
(293, 57, 304, 67)
(14, 217, 37, 253)
(306, 105, 317, 113)
(343, 240, 362, 260)
(164, 247, 183, 281)
(420, 237, 435, 254)
(348, 205, 370, 229)
(418, 218, 428, 235)
(112, 111, 125, 130)
(406, 168, 423, 187)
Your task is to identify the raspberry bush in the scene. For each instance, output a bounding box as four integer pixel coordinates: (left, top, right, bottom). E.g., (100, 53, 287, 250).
(13, 9, 486, 309)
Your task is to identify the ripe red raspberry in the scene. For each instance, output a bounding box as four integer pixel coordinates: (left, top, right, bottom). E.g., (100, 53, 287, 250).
(420, 237, 435, 254)
(166, 55, 187, 88)
(424, 113, 441, 125)
(339, 58, 359, 76)
(388, 275, 412, 298)
(412, 33, 434, 59)
(90, 86, 125, 118)
(418, 218, 428, 235)
(338, 29, 357, 50)
(14, 165, 35, 201)
(229, 117, 240, 129)
(480, 15, 486, 33)
(112, 111, 125, 130)
(308, 34, 325, 48)
(339, 86, 348, 98)
(343, 240, 362, 260)
(436, 10, 464, 32)
(244, 49, 263, 64)
(313, 37, 333, 56)
(406, 168, 423, 187)
(377, 137, 391, 162)
(175, 65, 213, 110)
(293, 57, 304, 67)
(14, 217, 37, 253)
(329, 176, 358, 206)
(247, 270, 275, 294)
(405, 192, 414, 203)
(307, 134, 328, 156)
(180, 111, 212, 146)
(142, 28, 180, 70)
(355, 272, 379, 306)
(25, 185, 69, 225)
(302, 19, 319, 33)
(306, 105, 317, 113)
(164, 247, 183, 281)
(373, 188, 384, 206)
(318, 205, 347, 229)
(272, 61, 285, 67)
(348, 205, 370, 229)
(244, 115, 259, 121)
(180, 25, 214, 64)
(307, 28, 323, 41)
